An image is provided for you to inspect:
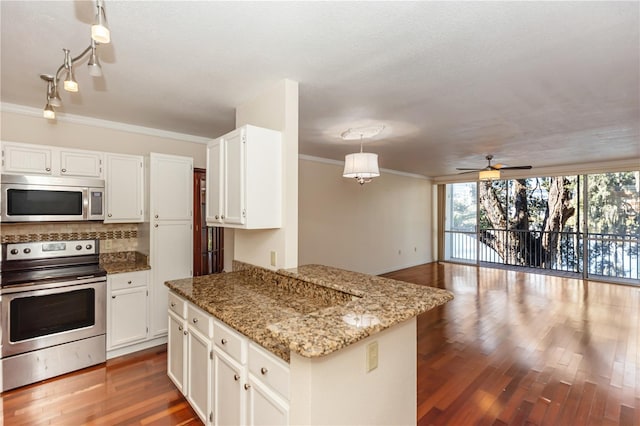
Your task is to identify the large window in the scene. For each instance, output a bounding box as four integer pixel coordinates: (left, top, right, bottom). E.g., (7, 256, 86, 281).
(442, 170, 639, 284)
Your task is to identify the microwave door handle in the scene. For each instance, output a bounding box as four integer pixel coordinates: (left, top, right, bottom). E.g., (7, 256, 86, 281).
(83, 188, 89, 220)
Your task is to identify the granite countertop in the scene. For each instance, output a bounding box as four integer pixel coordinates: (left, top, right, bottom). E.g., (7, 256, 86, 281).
(166, 264, 453, 362)
(100, 251, 150, 274)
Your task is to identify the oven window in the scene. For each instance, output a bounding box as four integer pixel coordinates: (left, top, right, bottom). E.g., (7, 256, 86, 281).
(7, 189, 83, 216)
(9, 289, 95, 342)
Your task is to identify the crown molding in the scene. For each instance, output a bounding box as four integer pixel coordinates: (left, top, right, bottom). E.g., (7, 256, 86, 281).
(299, 154, 430, 180)
(1, 103, 210, 144)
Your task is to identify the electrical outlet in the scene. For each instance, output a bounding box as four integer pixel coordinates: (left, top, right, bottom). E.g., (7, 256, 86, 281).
(270, 251, 277, 267)
(366, 341, 378, 372)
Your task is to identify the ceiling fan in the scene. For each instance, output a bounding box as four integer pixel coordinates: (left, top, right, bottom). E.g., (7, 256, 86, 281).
(456, 155, 532, 180)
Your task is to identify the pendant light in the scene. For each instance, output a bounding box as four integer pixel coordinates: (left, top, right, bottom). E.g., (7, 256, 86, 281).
(341, 125, 383, 185)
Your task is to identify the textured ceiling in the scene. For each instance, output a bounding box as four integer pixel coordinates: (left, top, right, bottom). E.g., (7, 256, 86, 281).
(1, 1, 638, 177)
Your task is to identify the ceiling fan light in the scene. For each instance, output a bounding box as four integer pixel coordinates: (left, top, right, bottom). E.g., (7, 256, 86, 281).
(479, 169, 501, 181)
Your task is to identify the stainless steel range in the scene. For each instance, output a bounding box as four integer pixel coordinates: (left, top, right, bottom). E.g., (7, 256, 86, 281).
(0, 239, 106, 392)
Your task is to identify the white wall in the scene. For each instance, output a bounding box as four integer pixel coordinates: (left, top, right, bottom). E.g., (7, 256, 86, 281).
(298, 158, 433, 275)
(234, 79, 299, 269)
(0, 109, 208, 167)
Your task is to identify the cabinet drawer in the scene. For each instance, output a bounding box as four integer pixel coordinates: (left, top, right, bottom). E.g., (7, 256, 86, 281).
(187, 303, 213, 338)
(213, 320, 247, 364)
(248, 343, 290, 399)
(110, 270, 148, 291)
(168, 292, 186, 318)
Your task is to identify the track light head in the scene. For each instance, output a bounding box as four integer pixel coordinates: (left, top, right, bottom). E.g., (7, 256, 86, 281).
(91, 0, 110, 44)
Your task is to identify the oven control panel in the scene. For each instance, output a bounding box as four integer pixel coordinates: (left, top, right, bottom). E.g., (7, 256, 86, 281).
(3, 240, 99, 261)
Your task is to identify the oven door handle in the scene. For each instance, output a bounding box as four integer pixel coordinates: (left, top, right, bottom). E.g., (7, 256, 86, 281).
(0, 276, 106, 294)
(76, 275, 95, 280)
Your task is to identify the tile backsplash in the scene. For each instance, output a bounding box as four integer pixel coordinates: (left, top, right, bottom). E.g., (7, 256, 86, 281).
(0, 222, 138, 253)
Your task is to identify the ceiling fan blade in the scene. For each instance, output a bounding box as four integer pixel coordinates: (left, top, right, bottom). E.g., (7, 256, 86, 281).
(499, 165, 533, 170)
(455, 168, 482, 171)
(457, 170, 479, 174)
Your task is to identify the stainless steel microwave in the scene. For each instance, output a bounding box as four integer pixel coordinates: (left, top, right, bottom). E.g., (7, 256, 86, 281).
(1, 174, 105, 222)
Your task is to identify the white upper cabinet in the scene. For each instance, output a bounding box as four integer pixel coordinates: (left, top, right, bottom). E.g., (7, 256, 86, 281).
(206, 125, 282, 229)
(1, 142, 103, 178)
(150, 153, 193, 221)
(105, 153, 144, 223)
(1, 142, 51, 175)
(59, 149, 102, 177)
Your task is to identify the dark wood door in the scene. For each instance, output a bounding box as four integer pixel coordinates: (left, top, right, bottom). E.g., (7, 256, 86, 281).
(193, 168, 224, 275)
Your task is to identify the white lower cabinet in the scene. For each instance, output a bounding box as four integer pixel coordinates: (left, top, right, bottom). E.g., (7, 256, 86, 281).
(187, 327, 212, 423)
(167, 310, 187, 394)
(247, 375, 289, 426)
(213, 347, 246, 426)
(168, 292, 290, 425)
(247, 343, 290, 425)
(107, 270, 149, 351)
(168, 295, 213, 425)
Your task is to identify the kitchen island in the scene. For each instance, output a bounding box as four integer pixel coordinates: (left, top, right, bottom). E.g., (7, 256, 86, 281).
(166, 262, 453, 425)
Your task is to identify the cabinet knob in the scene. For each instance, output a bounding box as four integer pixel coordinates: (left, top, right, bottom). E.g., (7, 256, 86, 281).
(244, 383, 251, 391)
(61, 168, 67, 173)
(221, 215, 224, 219)
(260, 367, 268, 375)
(127, 280, 132, 284)
(178, 325, 183, 331)
(171, 302, 176, 307)
(183, 330, 188, 336)
(45, 167, 51, 172)
(155, 214, 159, 219)
(111, 295, 116, 299)
(108, 213, 112, 217)
(192, 317, 198, 323)
(215, 215, 219, 220)
(234, 374, 240, 381)
(154, 224, 158, 228)
(221, 338, 227, 345)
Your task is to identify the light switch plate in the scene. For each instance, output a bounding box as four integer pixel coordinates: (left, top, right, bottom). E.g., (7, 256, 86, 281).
(366, 341, 378, 372)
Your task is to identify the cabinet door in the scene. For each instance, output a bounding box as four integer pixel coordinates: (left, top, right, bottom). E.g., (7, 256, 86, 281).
(187, 327, 212, 424)
(105, 154, 143, 223)
(168, 311, 187, 394)
(59, 149, 103, 177)
(247, 375, 289, 426)
(223, 130, 246, 226)
(2, 142, 52, 175)
(108, 287, 148, 348)
(150, 221, 192, 337)
(206, 140, 224, 225)
(150, 154, 193, 221)
(214, 348, 246, 426)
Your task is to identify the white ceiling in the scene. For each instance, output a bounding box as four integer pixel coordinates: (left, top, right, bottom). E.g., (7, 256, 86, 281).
(1, 1, 639, 177)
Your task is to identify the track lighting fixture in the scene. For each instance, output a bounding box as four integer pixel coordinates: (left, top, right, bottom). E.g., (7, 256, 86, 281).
(40, 0, 111, 119)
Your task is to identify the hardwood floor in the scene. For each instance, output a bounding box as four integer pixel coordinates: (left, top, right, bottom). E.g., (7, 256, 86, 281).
(2, 262, 638, 425)
(382, 262, 640, 426)
(0, 346, 201, 425)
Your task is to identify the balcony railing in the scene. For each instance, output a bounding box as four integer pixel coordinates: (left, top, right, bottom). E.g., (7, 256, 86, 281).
(444, 228, 639, 280)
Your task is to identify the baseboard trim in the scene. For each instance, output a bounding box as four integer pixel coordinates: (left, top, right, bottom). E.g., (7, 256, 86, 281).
(107, 336, 168, 360)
